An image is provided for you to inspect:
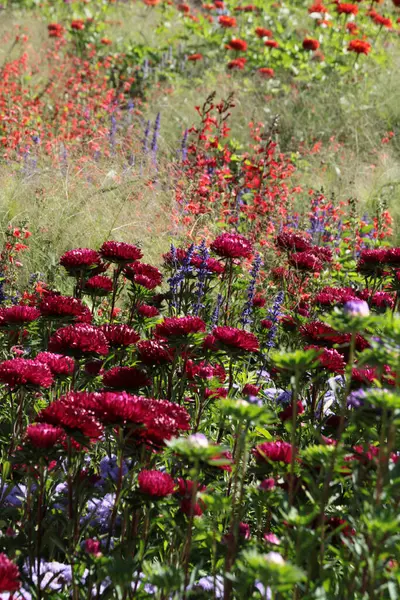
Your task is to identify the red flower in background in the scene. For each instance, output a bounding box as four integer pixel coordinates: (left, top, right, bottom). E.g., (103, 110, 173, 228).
(336, 3, 358, 14)
(289, 252, 323, 272)
(227, 58, 247, 69)
(211, 232, 252, 259)
(137, 304, 159, 317)
(0, 554, 20, 593)
(265, 40, 279, 48)
(226, 38, 248, 51)
(71, 19, 85, 30)
(137, 340, 173, 365)
(35, 352, 75, 376)
(138, 470, 176, 497)
(60, 248, 101, 273)
(102, 366, 151, 391)
(306, 346, 346, 374)
(209, 326, 259, 353)
(100, 324, 140, 347)
(0, 305, 40, 326)
(303, 38, 320, 51)
(49, 324, 109, 357)
(40, 295, 92, 323)
(100, 241, 143, 264)
(0, 359, 53, 389)
(84, 275, 113, 294)
(348, 39, 371, 54)
(253, 441, 293, 464)
(124, 262, 163, 289)
(38, 396, 103, 439)
(276, 232, 312, 253)
(187, 53, 203, 61)
(155, 316, 206, 338)
(255, 27, 272, 38)
(218, 15, 237, 27)
(25, 423, 64, 449)
(258, 67, 274, 78)
(48, 23, 64, 38)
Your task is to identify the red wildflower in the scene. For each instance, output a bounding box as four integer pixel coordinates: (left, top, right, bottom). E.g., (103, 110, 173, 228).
(348, 39, 371, 54)
(48, 23, 64, 38)
(209, 326, 259, 353)
(38, 395, 103, 439)
(264, 40, 279, 48)
(252, 293, 266, 307)
(346, 22, 359, 34)
(226, 38, 248, 51)
(261, 319, 273, 330)
(385, 248, 400, 266)
(71, 19, 85, 30)
(176, 478, 206, 516)
(99, 241, 143, 264)
(186, 360, 226, 381)
(303, 38, 320, 51)
(276, 232, 312, 252)
(258, 67, 274, 78)
(187, 53, 203, 61)
(155, 316, 206, 339)
(255, 27, 272, 37)
(253, 441, 293, 464)
(102, 366, 151, 391)
(279, 401, 305, 422)
(100, 37, 112, 45)
(308, 2, 327, 12)
(138, 470, 176, 497)
(372, 14, 392, 28)
(100, 324, 140, 347)
(218, 15, 237, 27)
(124, 262, 162, 289)
(357, 248, 388, 274)
(35, 352, 75, 376)
(40, 295, 92, 323)
(243, 384, 261, 396)
(84, 275, 113, 295)
(0, 358, 53, 388)
(0, 305, 40, 326)
(60, 248, 101, 273)
(306, 346, 346, 374)
(25, 423, 64, 449)
(0, 554, 20, 593)
(137, 340, 173, 365)
(48, 324, 109, 357)
(137, 304, 159, 318)
(336, 3, 358, 14)
(85, 539, 102, 556)
(314, 286, 357, 307)
(177, 3, 190, 13)
(289, 252, 323, 272)
(210, 232, 252, 259)
(227, 58, 247, 69)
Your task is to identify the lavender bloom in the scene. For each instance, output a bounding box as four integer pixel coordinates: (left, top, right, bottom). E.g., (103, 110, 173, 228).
(167, 244, 194, 310)
(344, 299, 370, 317)
(151, 112, 161, 165)
(254, 581, 272, 599)
(109, 113, 117, 154)
(23, 560, 81, 592)
(97, 454, 128, 485)
(196, 575, 224, 598)
(240, 253, 262, 327)
(210, 294, 223, 329)
(265, 291, 284, 349)
(181, 129, 189, 161)
(193, 240, 209, 316)
(142, 120, 151, 154)
(264, 389, 292, 405)
(85, 493, 116, 531)
(347, 388, 366, 409)
(0, 482, 27, 507)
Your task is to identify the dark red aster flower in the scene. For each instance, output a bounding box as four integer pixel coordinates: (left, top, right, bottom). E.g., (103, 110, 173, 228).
(38, 396, 103, 439)
(209, 326, 259, 353)
(175, 478, 206, 516)
(210, 232, 252, 259)
(137, 340, 173, 365)
(227, 58, 247, 69)
(303, 37, 320, 50)
(242, 384, 261, 396)
(309, 246, 332, 263)
(35, 352, 75, 376)
(314, 286, 357, 307)
(155, 316, 206, 339)
(0, 305, 40, 326)
(0, 553, 20, 593)
(226, 38, 248, 51)
(83, 275, 113, 295)
(289, 252, 323, 272)
(385, 248, 400, 266)
(253, 441, 293, 464)
(0, 359, 53, 388)
(48, 23, 64, 38)
(324, 517, 355, 538)
(357, 248, 388, 274)
(357, 289, 394, 310)
(218, 15, 237, 27)
(138, 470, 176, 497)
(204, 387, 228, 399)
(258, 67, 275, 78)
(99, 241, 143, 264)
(100, 324, 140, 347)
(337, 2, 358, 14)
(102, 367, 151, 391)
(191, 256, 225, 275)
(60, 248, 101, 273)
(264, 39, 279, 48)
(186, 360, 226, 381)
(48, 324, 109, 357)
(351, 367, 377, 387)
(137, 304, 159, 318)
(279, 401, 304, 422)
(300, 321, 346, 347)
(276, 232, 312, 252)
(314, 347, 346, 373)
(261, 319, 273, 330)
(124, 262, 163, 289)
(71, 18, 85, 29)
(252, 293, 266, 307)
(25, 423, 64, 449)
(40, 295, 92, 323)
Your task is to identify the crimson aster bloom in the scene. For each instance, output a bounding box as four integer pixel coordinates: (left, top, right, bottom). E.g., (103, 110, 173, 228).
(155, 316, 206, 339)
(0, 305, 40, 326)
(0, 553, 20, 593)
(209, 326, 259, 353)
(25, 423, 64, 449)
(49, 324, 109, 357)
(40, 295, 92, 323)
(124, 262, 162, 289)
(38, 395, 103, 439)
(227, 58, 247, 69)
(306, 346, 346, 374)
(348, 39, 371, 54)
(83, 275, 113, 295)
(60, 248, 101, 273)
(303, 38, 320, 51)
(357, 248, 388, 274)
(137, 304, 159, 318)
(289, 252, 323, 272)
(385, 247, 400, 266)
(35, 352, 75, 376)
(226, 38, 248, 51)
(0, 358, 53, 389)
(138, 470, 176, 498)
(102, 366, 151, 391)
(100, 241, 143, 264)
(276, 232, 312, 253)
(210, 232, 252, 259)
(137, 340, 173, 365)
(336, 3, 358, 14)
(255, 26, 272, 37)
(218, 15, 237, 27)
(253, 441, 293, 464)
(100, 324, 140, 347)
(258, 67, 275, 78)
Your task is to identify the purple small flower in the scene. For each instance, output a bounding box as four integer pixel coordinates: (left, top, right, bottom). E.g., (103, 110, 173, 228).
(344, 299, 370, 317)
(347, 388, 366, 409)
